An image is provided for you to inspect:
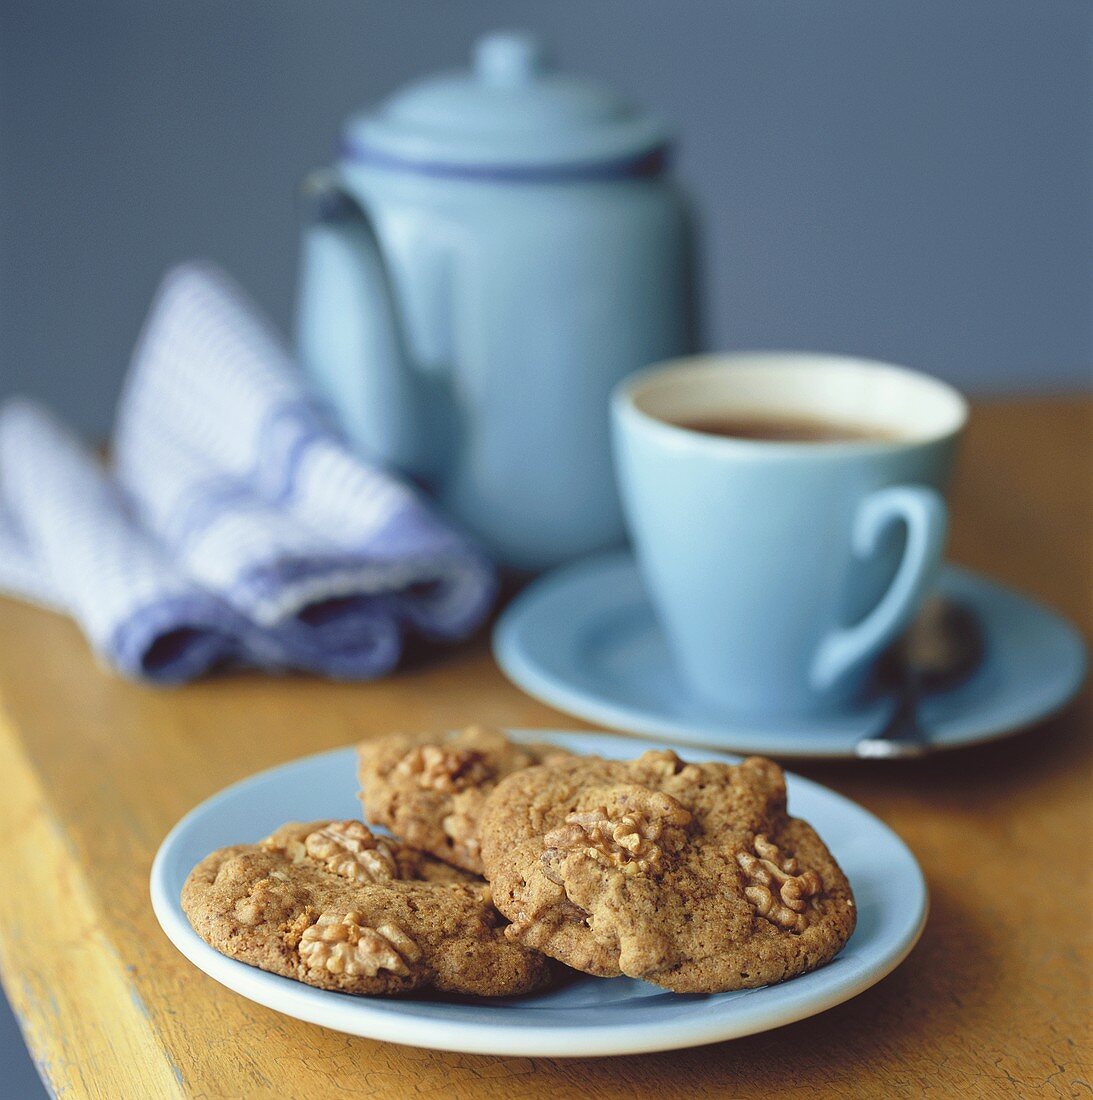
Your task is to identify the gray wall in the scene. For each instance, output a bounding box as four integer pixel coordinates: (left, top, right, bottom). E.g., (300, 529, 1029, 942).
(1, 1, 1090, 439)
(0, 4, 1087, 1091)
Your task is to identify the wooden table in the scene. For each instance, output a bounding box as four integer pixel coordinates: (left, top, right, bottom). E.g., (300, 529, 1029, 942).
(0, 397, 1088, 1099)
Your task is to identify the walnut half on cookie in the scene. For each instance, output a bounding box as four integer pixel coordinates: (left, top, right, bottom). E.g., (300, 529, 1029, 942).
(181, 819, 556, 998)
(479, 751, 856, 994)
(357, 726, 573, 874)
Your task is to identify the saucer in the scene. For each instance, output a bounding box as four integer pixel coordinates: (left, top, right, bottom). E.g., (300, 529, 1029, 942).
(151, 731, 926, 1056)
(493, 552, 1087, 758)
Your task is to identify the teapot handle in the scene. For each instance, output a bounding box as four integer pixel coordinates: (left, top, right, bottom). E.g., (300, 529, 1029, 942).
(295, 171, 429, 477)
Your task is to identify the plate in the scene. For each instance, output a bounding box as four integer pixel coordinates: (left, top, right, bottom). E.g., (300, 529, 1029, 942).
(151, 731, 927, 1056)
(493, 554, 1087, 758)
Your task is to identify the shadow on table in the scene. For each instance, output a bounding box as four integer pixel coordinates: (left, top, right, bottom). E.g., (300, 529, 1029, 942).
(795, 692, 1091, 814)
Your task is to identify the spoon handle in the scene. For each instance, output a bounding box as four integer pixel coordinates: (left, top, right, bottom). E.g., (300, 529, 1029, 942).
(855, 673, 930, 759)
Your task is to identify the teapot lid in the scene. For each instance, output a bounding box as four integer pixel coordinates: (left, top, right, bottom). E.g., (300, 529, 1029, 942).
(342, 32, 671, 179)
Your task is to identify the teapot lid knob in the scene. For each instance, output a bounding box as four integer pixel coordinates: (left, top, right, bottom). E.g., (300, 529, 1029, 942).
(473, 31, 547, 87)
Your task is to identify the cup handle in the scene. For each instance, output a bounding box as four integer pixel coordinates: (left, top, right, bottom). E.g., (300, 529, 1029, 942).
(810, 485, 948, 691)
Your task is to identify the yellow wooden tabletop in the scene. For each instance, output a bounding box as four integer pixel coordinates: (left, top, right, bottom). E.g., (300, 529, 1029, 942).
(0, 396, 1088, 1099)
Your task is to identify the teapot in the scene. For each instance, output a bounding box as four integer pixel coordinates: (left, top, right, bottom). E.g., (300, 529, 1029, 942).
(296, 32, 693, 570)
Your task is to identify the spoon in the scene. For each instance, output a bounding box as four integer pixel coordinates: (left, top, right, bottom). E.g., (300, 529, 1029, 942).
(855, 595, 985, 759)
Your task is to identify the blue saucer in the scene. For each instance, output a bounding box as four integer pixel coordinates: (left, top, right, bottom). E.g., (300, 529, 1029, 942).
(493, 552, 1087, 758)
(153, 733, 927, 1054)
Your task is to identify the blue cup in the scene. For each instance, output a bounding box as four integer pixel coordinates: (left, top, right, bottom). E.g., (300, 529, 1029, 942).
(611, 353, 967, 719)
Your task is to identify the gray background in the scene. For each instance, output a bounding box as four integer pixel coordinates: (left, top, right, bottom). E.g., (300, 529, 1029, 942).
(0, 2, 1089, 1093)
(1, 0, 1091, 443)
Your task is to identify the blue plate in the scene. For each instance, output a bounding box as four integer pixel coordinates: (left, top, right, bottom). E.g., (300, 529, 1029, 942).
(494, 553, 1087, 758)
(151, 731, 926, 1057)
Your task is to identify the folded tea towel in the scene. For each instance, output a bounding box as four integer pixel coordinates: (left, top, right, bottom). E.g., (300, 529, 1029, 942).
(0, 263, 496, 682)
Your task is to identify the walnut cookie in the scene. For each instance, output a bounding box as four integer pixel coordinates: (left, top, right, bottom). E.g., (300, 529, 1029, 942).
(181, 819, 555, 997)
(479, 751, 856, 993)
(357, 725, 573, 874)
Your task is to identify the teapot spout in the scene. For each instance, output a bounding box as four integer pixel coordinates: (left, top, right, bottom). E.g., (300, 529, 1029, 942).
(296, 171, 430, 478)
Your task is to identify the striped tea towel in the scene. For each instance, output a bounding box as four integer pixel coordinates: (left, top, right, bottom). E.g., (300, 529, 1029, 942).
(0, 263, 496, 682)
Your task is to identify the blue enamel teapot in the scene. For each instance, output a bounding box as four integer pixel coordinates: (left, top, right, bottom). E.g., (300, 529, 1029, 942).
(296, 32, 693, 570)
